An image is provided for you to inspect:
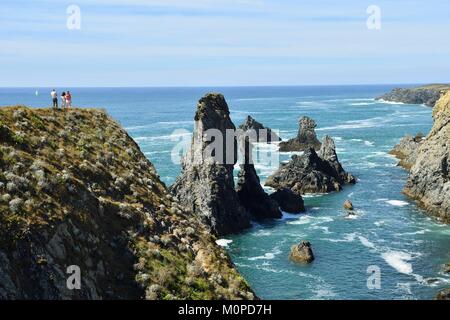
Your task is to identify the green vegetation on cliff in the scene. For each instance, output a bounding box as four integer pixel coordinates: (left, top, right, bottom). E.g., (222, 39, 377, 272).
(0, 106, 254, 300)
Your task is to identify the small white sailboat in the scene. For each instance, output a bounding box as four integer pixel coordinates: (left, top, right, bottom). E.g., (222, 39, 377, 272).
(35, 90, 39, 96)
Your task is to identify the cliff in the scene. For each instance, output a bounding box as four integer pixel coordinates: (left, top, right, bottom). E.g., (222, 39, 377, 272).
(376, 84, 450, 107)
(389, 133, 425, 170)
(403, 91, 450, 222)
(0, 107, 254, 300)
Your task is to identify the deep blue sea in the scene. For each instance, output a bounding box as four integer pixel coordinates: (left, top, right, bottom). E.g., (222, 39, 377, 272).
(1, 85, 449, 300)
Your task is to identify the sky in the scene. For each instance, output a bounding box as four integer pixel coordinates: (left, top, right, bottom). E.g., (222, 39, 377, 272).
(1, 0, 450, 87)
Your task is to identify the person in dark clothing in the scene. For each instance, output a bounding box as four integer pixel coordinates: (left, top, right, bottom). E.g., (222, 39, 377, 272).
(51, 89, 58, 108)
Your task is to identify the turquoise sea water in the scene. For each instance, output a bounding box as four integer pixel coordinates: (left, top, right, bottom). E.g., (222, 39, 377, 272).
(1, 85, 449, 300)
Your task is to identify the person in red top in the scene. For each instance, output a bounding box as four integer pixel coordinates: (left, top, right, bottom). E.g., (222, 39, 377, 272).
(65, 91, 72, 108)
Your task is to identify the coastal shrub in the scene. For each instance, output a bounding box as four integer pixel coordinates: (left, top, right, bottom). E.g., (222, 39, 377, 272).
(9, 198, 24, 213)
(29, 114, 45, 130)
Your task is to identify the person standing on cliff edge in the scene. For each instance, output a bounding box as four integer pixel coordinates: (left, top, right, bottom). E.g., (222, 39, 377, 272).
(51, 89, 58, 108)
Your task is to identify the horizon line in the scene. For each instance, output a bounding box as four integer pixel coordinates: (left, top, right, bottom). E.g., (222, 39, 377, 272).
(0, 82, 446, 89)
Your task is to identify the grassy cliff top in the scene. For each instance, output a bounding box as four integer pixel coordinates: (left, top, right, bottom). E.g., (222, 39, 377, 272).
(408, 84, 450, 91)
(0, 106, 254, 300)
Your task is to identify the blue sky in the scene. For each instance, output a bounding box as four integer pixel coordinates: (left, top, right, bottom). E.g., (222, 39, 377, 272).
(1, 0, 450, 87)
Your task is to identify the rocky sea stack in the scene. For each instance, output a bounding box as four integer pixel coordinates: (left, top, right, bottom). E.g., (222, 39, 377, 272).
(279, 116, 321, 152)
(266, 135, 356, 194)
(171, 93, 283, 235)
(0, 107, 254, 300)
(402, 91, 450, 222)
(376, 84, 450, 107)
(170, 93, 251, 236)
(239, 115, 281, 143)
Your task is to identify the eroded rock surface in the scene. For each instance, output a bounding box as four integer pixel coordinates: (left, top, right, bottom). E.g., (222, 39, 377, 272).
(390, 133, 425, 170)
(289, 241, 314, 264)
(239, 115, 281, 143)
(170, 93, 251, 236)
(279, 116, 321, 152)
(266, 135, 356, 194)
(403, 91, 450, 222)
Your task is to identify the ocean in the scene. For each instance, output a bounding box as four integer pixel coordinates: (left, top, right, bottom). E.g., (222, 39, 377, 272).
(1, 85, 449, 300)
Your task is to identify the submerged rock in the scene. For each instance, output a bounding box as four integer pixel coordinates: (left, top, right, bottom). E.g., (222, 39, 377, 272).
(403, 91, 450, 222)
(390, 133, 424, 170)
(376, 84, 450, 107)
(343, 200, 354, 211)
(289, 241, 314, 263)
(239, 115, 281, 143)
(279, 116, 321, 152)
(266, 135, 356, 194)
(170, 93, 251, 236)
(269, 188, 305, 213)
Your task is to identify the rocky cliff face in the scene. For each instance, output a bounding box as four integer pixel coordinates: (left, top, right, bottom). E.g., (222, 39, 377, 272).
(403, 91, 450, 222)
(0, 107, 254, 300)
(376, 84, 450, 107)
(238, 115, 281, 143)
(236, 136, 282, 219)
(279, 116, 321, 152)
(389, 133, 424, 170)
(170, 94, 251, 236)
(171, 94, 286, 234)
(266, 135, 355, 194)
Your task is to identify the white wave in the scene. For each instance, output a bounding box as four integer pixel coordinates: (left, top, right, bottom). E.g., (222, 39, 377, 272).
(248, 247, 281, 261)
(252, 230, 272, 237)
(321, 233, 357, 243)
(235, 97, 280, 102)
(317, 116, 389, 131)
(325, 98, 375, 102)
(248, 253, 276, 261)
(216, 239, 233, 247)
(287, 216, 312, 225)
(378, 99, 405, 105)
(350, 102, 377, 106)
(359, 236, 376, 249)
(402, 229, 429, 236)
(134, 132, 192, 142)
(311, 287, 337, 299)
(126, 121, 193, 131)
(364, 140, 375, 147)
(374, 220, 386, 226)
(382, 251, 413, 275)
(386, 200, 409, 207)
(311, 226, 332, 234)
